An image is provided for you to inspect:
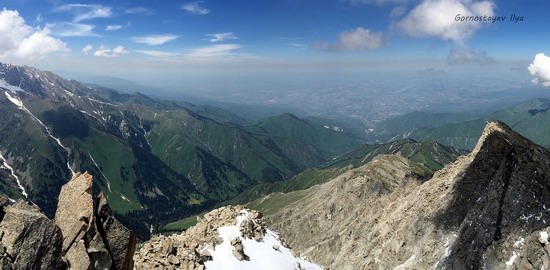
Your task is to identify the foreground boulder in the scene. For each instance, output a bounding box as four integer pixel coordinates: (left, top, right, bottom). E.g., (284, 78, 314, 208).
(0, 172, 137, 270)
(0, 200, 65, 269)
(55, 172, 136, 270)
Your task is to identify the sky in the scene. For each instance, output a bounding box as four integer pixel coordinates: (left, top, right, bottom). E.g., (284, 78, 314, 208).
(1, 0, 550, 91)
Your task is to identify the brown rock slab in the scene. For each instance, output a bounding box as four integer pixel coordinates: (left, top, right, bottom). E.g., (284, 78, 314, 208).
(66, 239, 90, 270)
(55, 172, 94, 252)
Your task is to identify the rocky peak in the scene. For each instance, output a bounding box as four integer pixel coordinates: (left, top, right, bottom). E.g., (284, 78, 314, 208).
(471, 120, 533, 155)
(431, 121, 550, 268)
(265, 121, 550, 269)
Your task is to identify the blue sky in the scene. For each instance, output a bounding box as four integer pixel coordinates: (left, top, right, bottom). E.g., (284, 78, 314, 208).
(1, 0, 550, 90)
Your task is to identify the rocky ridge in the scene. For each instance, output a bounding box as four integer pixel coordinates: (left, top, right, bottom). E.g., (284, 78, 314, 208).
(266, 121, 550, 269)
(134, 205, 321, 270)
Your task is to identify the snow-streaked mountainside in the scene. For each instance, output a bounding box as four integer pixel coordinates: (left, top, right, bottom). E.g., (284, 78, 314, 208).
(134, 205, 322, 269)
(0, 62, 363, 237)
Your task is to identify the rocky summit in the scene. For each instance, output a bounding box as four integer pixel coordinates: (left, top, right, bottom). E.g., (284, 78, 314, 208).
(133, 205, 322, 270)
(266, 121, 550, 269)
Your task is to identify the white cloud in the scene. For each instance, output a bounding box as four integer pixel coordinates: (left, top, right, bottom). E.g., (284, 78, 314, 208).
(313, 27, 382, 52)
(48, 22, 98, 37)
(398, 0, 495, 44)
(188, 44, 242, 58)
(135, 50, 180, 57)
(131, 34, 178, 45)
(0, 9, 68, 60)
(181, 1, 210, 15)
(390, 6, 406, 18)
(334, 27, 382, 51)
(17, 28, 69, 60)
(207, 32, 237, 43)
(528, 53, 550, 87)
(82, 45, 93, 55)
(447, 47, 494, 65)
(106, 25, 123, 31)
(106, 22, 131, 31)
(289, 43, 307, 50)
(55, 4, 113, 23)
(93, 45, 128, 57)
(124, 7, 154, 15)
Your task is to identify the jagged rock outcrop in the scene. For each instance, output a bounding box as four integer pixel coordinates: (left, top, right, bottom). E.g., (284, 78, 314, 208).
(0, 200, 65, 269)
(134, 205, 321, 270)
(55, 172, 136, 270)
(266, 121, 550, 269)
(55, 172, 95, 253)
(0, 172, 138, 270)
(97, 193, 137, 270)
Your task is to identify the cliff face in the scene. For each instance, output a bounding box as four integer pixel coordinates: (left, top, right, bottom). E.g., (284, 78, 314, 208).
(0, 172, 136, 270)
(267, 121, 550, 269)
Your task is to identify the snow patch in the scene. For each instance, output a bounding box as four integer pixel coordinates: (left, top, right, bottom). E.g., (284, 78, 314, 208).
(513, 237, 525, 248)
(138, 116, 152, 149)
(506, 237, 525, 267)
(64, 89, 74, 97)
(120, 194, 131, 203)
(505, 251, 518, 267)
(394, 254, 416, 270)
(0, 152, 28, 198)
(435, 233, 457, 268)
(88, 97, 113, 106)
(5, 92, 23, 107)
(539, 231, 549, 244)
(205, 210, 322, 270)
(0, 79, 24, 93)
(88, 153, 112, 192)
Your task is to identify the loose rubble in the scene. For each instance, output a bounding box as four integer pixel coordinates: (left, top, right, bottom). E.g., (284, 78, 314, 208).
(134, 205, 322, 270)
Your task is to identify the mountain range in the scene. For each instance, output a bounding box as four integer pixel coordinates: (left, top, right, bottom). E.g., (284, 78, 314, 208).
(371, 98, 550, 150)
(2, 63, 550, 269)
(0, 63, 363, 236)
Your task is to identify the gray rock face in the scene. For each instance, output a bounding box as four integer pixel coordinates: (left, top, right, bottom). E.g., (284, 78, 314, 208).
(267, 121, 550, 269)
(97, 193, 136, 270)
(54, 172, 136, 270)
(0, 200, 65, 269)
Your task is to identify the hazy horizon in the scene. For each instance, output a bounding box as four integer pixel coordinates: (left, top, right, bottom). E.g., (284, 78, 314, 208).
(1, 0, 550, 123)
